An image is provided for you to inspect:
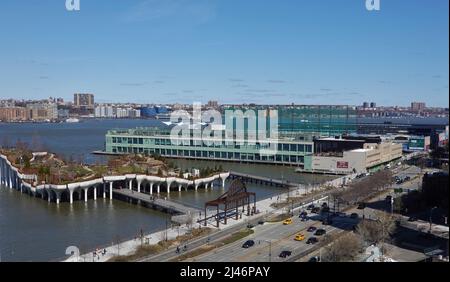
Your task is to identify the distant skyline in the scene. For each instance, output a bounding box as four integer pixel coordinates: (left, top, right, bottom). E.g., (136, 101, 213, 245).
(1, 96, 448, 109)
(0, 0, 448, 106)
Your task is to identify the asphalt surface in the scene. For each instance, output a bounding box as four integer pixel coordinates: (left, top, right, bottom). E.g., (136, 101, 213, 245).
(188, 212, 356, 262)
(140, 165, 437, 262)
(184, 165, 429, 262)
(139, 186, 335, 262)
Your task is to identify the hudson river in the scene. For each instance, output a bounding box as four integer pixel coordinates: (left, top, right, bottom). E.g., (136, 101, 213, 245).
(0, 119, 332, 261)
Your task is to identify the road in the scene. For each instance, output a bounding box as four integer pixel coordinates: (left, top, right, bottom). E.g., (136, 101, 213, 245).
(138, 188, 335, 262)
(183, 165, 429, 262)
(140, 165, 432, 262)
(188, 212, 356, 262)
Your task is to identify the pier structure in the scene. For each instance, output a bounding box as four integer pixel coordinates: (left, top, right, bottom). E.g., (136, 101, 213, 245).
(1, 153, 230, 205)
(229, 171, 298, 188)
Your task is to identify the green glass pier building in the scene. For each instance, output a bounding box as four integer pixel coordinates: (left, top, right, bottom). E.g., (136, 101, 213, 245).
(104, 105, 358, 167)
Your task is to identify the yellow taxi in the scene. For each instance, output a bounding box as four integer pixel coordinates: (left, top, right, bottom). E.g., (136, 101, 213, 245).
(294, 233, 306, 241)
(283, 218, 293, 225)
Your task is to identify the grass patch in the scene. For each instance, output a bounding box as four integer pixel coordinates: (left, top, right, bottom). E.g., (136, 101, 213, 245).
(108, 245, 164, 262)
(271, 196, 304, 209)
(270, 186, 335, 209)
(169, 245, 216, 262)
(175, 227, 212, 242)
(107, 240, 173, 262)
(220, 229, 255, 245)
(266, 213, 292, 223)
(107, 228, 212, 262)
(170, 229, 255, 262)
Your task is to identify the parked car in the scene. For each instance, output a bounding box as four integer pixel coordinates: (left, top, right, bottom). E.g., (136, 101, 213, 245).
(299, 211, 308, 218)
(321, 206, 331, 213)
(311, 207, 321, 214)
(314, 229, 327, 236)
(408, 216, 418, 222)
(357, 203, 366, 209)
(279, 251, 292, 258)
(322, 218, 333, 225)
(307, 204, 315, 210)
(294, 233, 306, 241)
(350, 213, 359, 219)
(258, 220, 265, 225)
(283, 218, 293, 225)
(306, 237, 318, 244)
(309, 256, 321, 262)
(247, 223, 255, 229)
(242, 240, 255, 248)
(356, 173, 365, 179)
(307, 226, 317, 232)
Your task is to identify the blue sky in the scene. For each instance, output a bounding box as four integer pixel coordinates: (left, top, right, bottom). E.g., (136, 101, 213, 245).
(0, 0, 448, 106)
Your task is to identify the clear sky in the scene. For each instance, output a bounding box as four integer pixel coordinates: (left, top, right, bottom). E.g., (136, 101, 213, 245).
(0, 0, 448, 106)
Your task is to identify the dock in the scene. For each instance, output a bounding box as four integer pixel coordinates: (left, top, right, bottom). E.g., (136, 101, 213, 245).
(113, 189, 201, 216)
(229, 171, 299, 188)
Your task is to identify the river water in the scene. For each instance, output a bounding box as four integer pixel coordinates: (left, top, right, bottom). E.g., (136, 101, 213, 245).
(0, 119, 332, 261)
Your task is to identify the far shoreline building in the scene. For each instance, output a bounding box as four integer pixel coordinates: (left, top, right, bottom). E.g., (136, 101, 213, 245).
(74, 93, 94, 110)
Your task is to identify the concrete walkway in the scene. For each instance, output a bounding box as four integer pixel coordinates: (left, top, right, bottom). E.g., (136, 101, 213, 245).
(113, 189, 202, 215)
(64, 163, 361, 263)
(64, 182, 319, 262)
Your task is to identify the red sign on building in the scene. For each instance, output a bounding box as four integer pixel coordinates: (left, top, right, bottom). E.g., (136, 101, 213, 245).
(337, 161, 349, 169)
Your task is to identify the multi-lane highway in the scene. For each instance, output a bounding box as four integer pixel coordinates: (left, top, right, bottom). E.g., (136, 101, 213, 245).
(184, 165, 429, 262)
(188, 208, 356, 262)
(139, 164, 430, 262)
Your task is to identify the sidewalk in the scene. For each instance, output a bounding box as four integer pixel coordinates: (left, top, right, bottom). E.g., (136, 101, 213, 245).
(64, 183, 326, 262)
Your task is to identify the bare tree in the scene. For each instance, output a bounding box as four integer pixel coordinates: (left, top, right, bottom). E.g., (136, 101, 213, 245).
(337, 171, 394, 205)
(114, 235, 121, 256)
(356, 211, 397, 248)
(322, 233, 363, 262)
(159, 228, 168, 243)
(356, 220, 378, 245)
(186, 213, 195, 231)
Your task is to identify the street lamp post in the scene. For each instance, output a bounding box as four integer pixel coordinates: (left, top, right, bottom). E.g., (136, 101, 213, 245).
(269, 241, 272, 262)
(291, 200, 294, 216)
(390, 195, 394, 215)
(429, 206, 438, 234)
(164, 218, 168, 242)
(262, 240, 272, 262)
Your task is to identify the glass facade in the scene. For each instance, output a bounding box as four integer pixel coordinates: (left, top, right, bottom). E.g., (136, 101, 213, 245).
(104, 106, 357, 165)
(224, 105, 358, 136)
(105, 128, 313, 166)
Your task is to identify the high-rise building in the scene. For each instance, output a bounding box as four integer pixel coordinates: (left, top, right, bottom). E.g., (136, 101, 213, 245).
(207, 100, 219, 109)
(363, 102, 370, 108)
(411, 102, 426, 111)
(74, 93, 94, 109)
(370, 102, 377, 108)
